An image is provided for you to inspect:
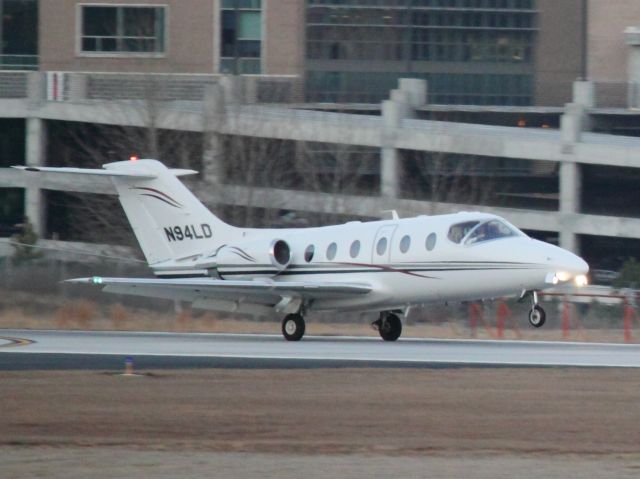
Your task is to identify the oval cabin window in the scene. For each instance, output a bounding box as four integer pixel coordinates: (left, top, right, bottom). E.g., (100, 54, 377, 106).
(326, 242, 337, 260)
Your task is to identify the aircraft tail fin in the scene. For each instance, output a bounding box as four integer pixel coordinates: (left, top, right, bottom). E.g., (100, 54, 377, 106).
(104, 159, 238, 265)
(18, 159, 239, 265)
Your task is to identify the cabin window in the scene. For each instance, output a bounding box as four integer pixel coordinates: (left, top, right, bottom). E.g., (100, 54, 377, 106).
(350, 240, 361, 258)
(376, 237, 387, 256)
(399, 235, 411, 253)
(304, 244, 315, 262)
(447, 221, 480, 244)
(465, 220, 517, 245)
(426, 232, 437, 251)
(326, 242, 337, 260)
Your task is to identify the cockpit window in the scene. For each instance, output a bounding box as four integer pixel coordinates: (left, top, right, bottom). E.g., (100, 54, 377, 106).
(465, 220, 517, 245)
(447, 221, 480, 244)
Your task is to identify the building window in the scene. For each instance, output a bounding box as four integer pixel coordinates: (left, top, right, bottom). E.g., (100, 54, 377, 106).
(80, 5, 166, 54)
(0, 0, 38, 70)
(306, 71, 533, 106)
(220, 0, 262, 74)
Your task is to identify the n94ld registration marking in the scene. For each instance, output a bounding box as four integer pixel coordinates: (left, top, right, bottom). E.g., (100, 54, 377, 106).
(164, 224, 212, 242)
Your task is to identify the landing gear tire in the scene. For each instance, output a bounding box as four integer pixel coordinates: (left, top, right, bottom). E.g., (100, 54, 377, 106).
(379, 313, 402, 341)
(282, 313, 305, 341)
(528, 305, 546, 328)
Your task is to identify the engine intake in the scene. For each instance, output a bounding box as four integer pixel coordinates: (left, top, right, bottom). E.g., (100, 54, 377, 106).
(216, 238, 292, 278)
(271, 239, 291, 268)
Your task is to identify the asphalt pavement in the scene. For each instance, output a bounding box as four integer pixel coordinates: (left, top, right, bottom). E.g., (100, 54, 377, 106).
(2, 329, 640, 370)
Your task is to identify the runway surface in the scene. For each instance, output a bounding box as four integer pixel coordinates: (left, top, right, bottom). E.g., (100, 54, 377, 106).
(1, 329, 640, 369)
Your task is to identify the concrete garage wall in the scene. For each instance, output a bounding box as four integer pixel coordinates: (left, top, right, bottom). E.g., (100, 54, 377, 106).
(39, 0, 216, 73)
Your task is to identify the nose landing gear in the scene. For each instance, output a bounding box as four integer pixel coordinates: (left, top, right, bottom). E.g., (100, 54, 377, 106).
(526, 291, 546, 328)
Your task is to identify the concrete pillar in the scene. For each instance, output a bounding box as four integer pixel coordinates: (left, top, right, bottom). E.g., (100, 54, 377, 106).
(244, 76, 258, 104)
(624, 27, 640, 108)
(389, 89, 413, 119)
(572, 80, 595, 108)
(398, 78, 428, 108)
(560, 103, 585, 145)
(219, 75, 244, 104)
(559, 161, 582, 253)
(26, 71, 44, 104)
(202, 83, 226, 185)
(380, 147, 399, 199)
(25, 117, 47, 236)
(558, 99, 584, 253)
(380, 99, 405, 198)
(572, 80, 594, 130)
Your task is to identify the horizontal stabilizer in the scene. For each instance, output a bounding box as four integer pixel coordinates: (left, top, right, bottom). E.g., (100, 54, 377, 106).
(12, 165, 157, 179)
(12, 165, 197, 178)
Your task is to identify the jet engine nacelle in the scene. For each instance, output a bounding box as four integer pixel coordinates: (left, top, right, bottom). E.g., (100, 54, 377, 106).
(215, 238, 292, 278)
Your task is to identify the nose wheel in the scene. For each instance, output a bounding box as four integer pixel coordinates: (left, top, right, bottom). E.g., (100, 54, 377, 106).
(526, 290, 546, 328)
(528, 305, 546, 328)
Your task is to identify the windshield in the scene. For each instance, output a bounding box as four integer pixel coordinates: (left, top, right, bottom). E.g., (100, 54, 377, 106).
(447, 221, 480, 244)
(465, 219, 518, 245)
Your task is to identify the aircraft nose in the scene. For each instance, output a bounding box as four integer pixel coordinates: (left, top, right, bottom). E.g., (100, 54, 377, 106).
(543, 243, 589, 285)
(558, 249, 589, 276)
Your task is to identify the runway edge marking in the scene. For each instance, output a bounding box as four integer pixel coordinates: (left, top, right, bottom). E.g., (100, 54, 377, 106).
(0, 336, 35, 349)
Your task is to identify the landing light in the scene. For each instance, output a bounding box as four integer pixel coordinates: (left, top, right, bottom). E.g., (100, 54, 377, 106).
(555, 271, 571, 282)
(574, 274, 588, 287)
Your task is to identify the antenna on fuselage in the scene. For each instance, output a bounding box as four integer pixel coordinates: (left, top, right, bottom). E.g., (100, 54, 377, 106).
(381, 210, 400, 220)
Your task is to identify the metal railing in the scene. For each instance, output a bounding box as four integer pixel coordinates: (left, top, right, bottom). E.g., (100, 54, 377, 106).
(0, 71, 29, 98)
(1, 71, 640, 110)
(0, 55, 38, 71)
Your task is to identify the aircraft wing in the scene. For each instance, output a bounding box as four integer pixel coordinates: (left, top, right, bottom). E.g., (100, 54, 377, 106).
(66, 276, 372, 314)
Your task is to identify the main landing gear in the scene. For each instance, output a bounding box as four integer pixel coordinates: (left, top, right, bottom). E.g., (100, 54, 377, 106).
(372, 312, 403, 341)
(527, 291, 546, 328)
(282, 313, 305, 341)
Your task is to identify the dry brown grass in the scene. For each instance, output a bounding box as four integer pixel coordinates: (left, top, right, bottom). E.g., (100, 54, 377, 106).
(53, 300, 97, 329)
(3, 368, 640, 456)
(0, 295, 638, 343)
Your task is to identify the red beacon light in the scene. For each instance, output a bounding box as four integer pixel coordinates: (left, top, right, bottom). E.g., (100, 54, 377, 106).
(129, 155, 139, 162)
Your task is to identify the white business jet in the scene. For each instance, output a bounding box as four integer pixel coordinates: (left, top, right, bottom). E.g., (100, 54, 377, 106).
(15, 159, 589, 341)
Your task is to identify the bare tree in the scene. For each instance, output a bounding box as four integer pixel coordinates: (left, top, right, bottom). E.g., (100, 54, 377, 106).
(401, 150, 500, 212)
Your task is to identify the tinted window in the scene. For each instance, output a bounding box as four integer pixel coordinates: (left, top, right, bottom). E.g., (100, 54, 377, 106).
(350, 240, 361, 258)
(466, 220, 517, 245)
(399, 235, 411, 253)
(304, 244, 315, 262)
(447, 221, 480, 243)
(376, 237, 387, 256)
(326, 242, 337, 260)
(426, 232, 437, 251)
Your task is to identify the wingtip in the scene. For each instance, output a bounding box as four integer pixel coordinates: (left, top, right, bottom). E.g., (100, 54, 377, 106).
(11, 166, 40, 172)
(63, 277, 99, 284)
